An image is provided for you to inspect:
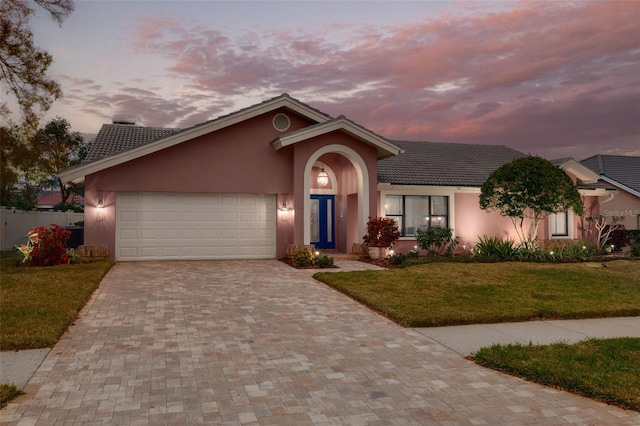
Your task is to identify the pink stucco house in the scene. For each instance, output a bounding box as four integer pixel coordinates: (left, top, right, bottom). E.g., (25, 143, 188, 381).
(60, 94, 631, 261)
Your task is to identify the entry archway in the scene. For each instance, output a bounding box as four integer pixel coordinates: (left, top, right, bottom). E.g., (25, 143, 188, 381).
(303, 145, 370, 246)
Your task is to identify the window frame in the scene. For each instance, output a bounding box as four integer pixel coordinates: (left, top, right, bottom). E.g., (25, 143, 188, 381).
(384, 194, 450, 237)
(548, 210, 575, 239)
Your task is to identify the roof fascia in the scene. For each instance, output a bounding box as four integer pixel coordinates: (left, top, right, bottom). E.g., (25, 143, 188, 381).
(598, 176, 640, 198)
(377, 183, 481, 193)
(273, 118, 401, 159)
(60, 95, 331, 184)
(558, 159, 599, 183)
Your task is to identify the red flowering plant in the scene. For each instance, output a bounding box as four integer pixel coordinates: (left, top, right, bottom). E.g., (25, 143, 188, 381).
(17, 225, 71, 266)
(363, 217, 401, 248)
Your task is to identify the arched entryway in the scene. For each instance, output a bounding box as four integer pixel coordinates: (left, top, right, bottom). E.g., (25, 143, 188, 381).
(303, 144, 370, 251)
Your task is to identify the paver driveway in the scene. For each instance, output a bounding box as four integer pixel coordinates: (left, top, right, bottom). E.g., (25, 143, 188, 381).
(2, 260, 638, 425)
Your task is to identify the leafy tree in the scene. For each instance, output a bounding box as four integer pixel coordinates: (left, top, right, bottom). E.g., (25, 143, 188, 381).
(1, 117, 84, 208)
(1, 0, 74, 131)
(0, 122, 41, 207)
(479, 156, 584, 247)
(34, 117, 85, 204)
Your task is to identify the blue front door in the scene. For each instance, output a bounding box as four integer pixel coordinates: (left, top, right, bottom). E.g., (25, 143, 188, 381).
(310, 195, 335, 249)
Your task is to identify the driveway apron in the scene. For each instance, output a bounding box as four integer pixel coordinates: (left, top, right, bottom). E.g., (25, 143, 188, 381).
(2, 260, 638, 425)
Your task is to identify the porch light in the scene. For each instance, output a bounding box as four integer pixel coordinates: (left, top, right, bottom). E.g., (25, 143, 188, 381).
(280, 202, 288, 212)
(317, 162, 329, 187)
(97, 197, 104, 212)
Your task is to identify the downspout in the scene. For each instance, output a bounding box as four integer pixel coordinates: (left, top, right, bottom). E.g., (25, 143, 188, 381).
(599, 191, 615, 206)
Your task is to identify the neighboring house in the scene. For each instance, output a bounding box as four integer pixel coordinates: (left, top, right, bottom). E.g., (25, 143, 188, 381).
(58, 94, 617, 261)
(37, 191, 85, 210)
(581, 155, 640, 231)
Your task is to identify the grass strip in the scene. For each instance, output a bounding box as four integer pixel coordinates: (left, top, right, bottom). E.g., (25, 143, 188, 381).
(0, 251, 113, 350)
(313, 261, 640, 327)
(0, 384, 24, 409)
(472, 337, 640, 412)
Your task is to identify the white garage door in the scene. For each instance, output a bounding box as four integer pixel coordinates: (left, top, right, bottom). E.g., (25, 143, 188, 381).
(116, 192, 276, 261)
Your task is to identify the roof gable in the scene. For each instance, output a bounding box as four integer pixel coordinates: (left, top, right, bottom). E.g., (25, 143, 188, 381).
(272, 116, 401, 159)
(551, 158, 600, 183)
(60, 94, 332, 184)
(581, 154, 640, 196)
(378, 141, 525, 187)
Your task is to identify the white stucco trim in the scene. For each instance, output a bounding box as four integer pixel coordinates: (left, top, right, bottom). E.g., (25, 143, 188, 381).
(273, 117, 401, 159)
(303, 145, 369, 244)
(557, 159, 600, 183)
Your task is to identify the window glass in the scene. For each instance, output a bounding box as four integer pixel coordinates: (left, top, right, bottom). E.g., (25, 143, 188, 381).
(431, 196, 448, 216)
(384, 194, 449, 236)
(385, 195, 403, 215)
(430, 216, 447, 228)
(551, 212, 568, 236)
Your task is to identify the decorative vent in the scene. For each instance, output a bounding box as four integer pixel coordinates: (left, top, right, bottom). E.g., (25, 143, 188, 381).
(273, 113, 290, 132)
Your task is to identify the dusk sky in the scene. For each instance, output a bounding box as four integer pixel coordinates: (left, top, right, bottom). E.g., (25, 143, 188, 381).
(22, 0, 640, 160)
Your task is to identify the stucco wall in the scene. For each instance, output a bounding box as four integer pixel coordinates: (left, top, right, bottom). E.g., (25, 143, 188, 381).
(83, 109, 380, 260)
(598, 189, 640, 230)
(83, 109, 314, 260)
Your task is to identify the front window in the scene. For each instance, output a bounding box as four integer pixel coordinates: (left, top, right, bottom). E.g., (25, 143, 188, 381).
(550, 211, 569, 237)
(385, 195, 449, 237)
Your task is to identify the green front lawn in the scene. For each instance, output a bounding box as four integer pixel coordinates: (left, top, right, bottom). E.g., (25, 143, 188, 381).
(0, 250, 113, 350)
(314, 260, 640, 327)
(473, 338, 640, 411)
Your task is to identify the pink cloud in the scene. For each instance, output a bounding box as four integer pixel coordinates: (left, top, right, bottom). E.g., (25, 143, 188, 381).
(112, 1, 640, 159)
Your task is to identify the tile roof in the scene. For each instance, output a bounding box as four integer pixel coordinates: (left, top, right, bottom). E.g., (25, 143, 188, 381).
(82, 94, 331, 164)
(378, 140, 525, 187)
(37, 191, 85, 207)
(84, 124, 180, 162)
(581, 154, 640, 194)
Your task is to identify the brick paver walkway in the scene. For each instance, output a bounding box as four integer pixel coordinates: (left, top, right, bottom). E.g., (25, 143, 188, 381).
(2, 260, 638, 425)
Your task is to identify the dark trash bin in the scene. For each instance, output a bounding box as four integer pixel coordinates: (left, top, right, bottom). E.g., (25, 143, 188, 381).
(62, 226, 84, 249)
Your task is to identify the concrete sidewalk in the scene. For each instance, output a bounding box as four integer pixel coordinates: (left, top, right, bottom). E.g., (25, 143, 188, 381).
(414, 316, 640, 356)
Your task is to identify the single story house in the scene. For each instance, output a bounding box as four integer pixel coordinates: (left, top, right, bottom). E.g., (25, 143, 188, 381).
(580, 155, 640, 231)
(59, 94, 621, 261)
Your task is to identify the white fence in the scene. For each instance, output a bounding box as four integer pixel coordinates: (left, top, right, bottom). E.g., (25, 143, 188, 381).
(0, 207, 84, 250)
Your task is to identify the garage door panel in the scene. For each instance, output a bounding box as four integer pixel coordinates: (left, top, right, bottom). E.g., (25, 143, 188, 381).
(116, 192, 276, 261)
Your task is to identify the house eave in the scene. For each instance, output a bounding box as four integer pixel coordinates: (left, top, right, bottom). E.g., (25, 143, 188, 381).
(59, 94, 332, 185)
(273, 117, 401, 159)
(598, 176, 640, 198)
(557, 158, 600, 183)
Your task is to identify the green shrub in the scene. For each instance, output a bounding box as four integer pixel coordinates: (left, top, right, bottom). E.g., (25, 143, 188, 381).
(473, 236, 517, 260)
(292, 248, 314, 267)
(629, 244, 640, 257)
(416, 227, 459, 256)
(315, 253, 334, 268)
(627, 230, 640, 244)
(388, 250, 419, 265)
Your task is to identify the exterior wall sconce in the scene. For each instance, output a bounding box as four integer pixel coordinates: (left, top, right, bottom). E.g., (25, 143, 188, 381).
(317, 162, 329, 187)
(280, 202, 288, 212)
(96, 195, 105, 220)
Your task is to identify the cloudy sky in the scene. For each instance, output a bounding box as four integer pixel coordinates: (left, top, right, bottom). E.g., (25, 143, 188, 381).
(24, 0, 640, 160)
